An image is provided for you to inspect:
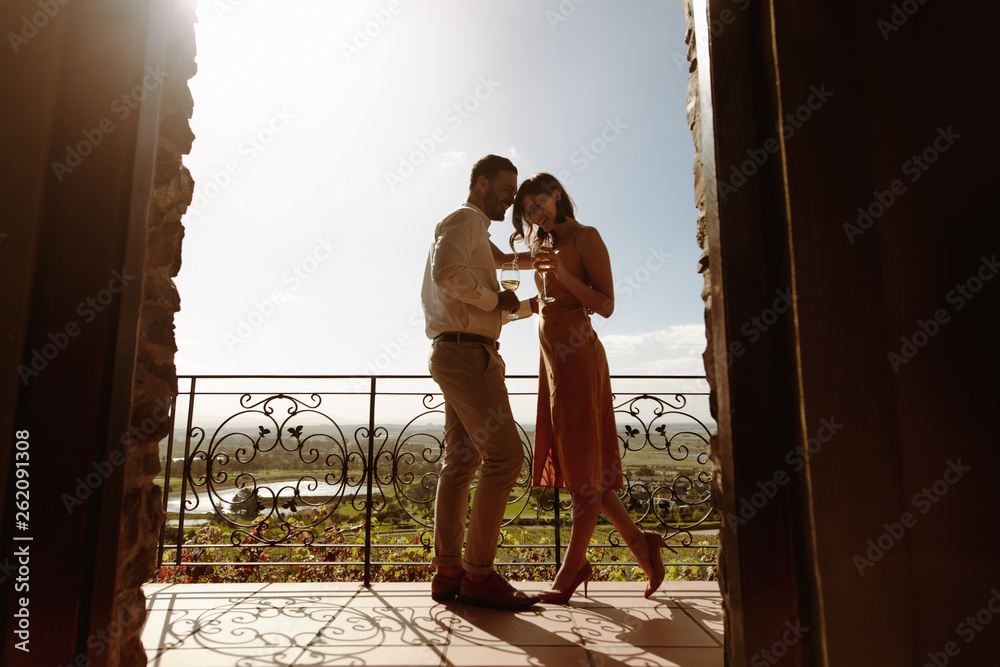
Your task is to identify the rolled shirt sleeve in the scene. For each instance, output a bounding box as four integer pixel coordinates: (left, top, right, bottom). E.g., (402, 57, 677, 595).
(422, 204, 503, 340)
(430, 213, 500, 311)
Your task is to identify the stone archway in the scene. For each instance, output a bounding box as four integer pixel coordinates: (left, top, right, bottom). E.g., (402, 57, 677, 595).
(108, 1, 729, 661)
(122, 0, 1000, 665)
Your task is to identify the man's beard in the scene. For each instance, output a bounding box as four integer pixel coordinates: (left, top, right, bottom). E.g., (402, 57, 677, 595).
(484, 193, 506, 221)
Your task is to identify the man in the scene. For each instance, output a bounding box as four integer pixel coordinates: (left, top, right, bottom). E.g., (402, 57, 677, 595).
(421, 154, 540, 610)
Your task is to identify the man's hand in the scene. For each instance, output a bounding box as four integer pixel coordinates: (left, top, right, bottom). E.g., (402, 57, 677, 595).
(495, 289, 520, 313)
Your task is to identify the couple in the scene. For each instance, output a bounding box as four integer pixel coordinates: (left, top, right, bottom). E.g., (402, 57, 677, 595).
(420, 154, 673, 611)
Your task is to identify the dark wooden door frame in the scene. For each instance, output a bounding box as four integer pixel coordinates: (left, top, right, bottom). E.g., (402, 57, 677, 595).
(1, 0, 165, 664)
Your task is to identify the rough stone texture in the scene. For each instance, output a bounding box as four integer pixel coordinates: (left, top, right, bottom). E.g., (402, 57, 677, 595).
(110, 0, 197, 664)
(682, 0, 730, 653)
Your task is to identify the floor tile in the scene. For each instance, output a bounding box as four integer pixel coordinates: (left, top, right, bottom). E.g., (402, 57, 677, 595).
(343, 589, 442, 608)
(143, 600, 340, 650)
(141, 581, 723, 666)
(142, 583, 172, 594)
(568, 593, 680, 609)
(310, 604, 457, 647)
(677, 606, 724, 645)
(145, 590, 273, 611)
(663, 582, 722, 596)
(291, 644, 446, 666)
(572, 605, 718, 648)
(445, 645, 592, 666)
(586, 646, 724, 667)
(257, 581, 365, 591)
(448, 604, 585, 647)
(149, 582, 271, 595)
(147, 646, 305, 666)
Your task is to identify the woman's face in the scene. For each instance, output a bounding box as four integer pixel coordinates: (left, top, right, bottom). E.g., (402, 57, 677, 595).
(521, 190, 561, 233)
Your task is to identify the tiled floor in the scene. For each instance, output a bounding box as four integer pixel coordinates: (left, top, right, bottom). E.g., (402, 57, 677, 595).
(142, 580, 723, 666)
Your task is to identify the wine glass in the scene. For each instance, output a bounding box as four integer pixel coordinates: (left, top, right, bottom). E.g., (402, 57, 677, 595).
(500, 262, 520, 319)
(532, 235, 555, 303)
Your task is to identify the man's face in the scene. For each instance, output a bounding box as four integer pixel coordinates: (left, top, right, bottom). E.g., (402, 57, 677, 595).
(482, 170, 518, 221)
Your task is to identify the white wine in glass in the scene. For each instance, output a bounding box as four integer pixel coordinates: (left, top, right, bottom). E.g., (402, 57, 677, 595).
(533, 236, 555, 303)
(500, 262, 520, 319)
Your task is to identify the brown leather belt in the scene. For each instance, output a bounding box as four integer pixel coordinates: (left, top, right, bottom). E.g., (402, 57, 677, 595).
(434, 332, 499, 350)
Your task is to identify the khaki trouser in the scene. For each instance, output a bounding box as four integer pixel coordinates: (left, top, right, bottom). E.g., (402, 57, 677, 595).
(428, 340, 523, 575)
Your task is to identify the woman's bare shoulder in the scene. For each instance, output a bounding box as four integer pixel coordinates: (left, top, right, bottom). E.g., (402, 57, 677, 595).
(572, 224, 607, 250)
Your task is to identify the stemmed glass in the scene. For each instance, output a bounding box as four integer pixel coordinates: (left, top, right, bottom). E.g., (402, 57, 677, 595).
(532, 235, 555, 303)
(500, 261, 520, 319)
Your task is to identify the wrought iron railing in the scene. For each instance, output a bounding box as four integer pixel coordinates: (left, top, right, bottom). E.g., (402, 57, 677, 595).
(156, 375, 717, 583)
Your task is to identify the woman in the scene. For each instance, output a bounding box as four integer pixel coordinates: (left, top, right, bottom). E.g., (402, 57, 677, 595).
(511, 173, 675, 603)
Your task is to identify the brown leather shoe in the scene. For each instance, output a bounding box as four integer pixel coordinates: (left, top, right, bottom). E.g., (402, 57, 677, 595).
(459, 571, 541, 610)
(431, 571, 464, 603)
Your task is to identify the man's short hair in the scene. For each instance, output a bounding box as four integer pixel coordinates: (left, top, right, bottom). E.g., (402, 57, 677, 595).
(470, 154, 517, 190)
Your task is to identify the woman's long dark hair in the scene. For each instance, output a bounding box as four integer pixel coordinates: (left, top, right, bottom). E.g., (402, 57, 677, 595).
(510, 173, 576, 249)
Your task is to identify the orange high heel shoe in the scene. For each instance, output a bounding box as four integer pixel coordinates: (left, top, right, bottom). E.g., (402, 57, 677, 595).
(538, 561, 593, 604)
(643, 530, 677, 599)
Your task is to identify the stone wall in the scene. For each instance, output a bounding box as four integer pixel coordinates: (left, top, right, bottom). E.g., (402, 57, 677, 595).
(111, 0, 197, 663)
(682, 0, 730, 650)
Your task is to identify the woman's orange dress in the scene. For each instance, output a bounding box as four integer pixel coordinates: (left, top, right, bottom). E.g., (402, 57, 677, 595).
(531, 238, 623, 494)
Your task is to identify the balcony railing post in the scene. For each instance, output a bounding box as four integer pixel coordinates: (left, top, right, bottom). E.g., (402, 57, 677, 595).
(554, 488, 562, 571)
(175, 377, 197, 574)
(363, 376, 376, 587)
(157, 394, 178, 567)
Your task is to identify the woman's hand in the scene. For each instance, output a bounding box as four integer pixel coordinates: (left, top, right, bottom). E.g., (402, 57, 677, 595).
(532, 248, 563, 279)
(547, 248, 567, 280)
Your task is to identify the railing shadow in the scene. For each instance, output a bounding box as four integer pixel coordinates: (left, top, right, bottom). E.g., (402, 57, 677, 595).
(144, 583, 722, 667)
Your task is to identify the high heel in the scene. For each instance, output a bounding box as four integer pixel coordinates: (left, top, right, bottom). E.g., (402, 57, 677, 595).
(643, 530, 676, 599)
(538, 561, 593, 604)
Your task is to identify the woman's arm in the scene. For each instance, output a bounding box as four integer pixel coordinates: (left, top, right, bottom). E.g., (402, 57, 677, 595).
(490, 241, 534, 270)
(549, 227, 615, 318)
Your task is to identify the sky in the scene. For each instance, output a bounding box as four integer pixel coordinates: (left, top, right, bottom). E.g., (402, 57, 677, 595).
(174, 0, 710, 420)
